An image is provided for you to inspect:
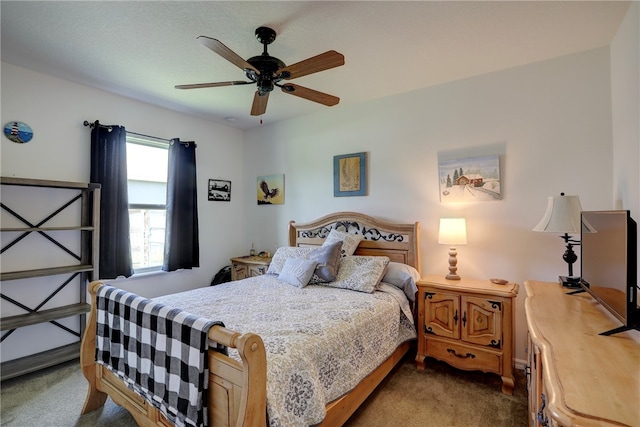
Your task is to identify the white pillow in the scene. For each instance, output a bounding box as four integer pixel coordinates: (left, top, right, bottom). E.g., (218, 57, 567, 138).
(323, 229, 363, 258)
(267, 245, 342, 283)
(278, 258, 317, 288)
(323, 256, 390, 293)
(267, 246, 315, 275)
(382, 262, 420, 303)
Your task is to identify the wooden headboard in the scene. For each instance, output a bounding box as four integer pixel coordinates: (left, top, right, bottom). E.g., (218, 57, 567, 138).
(289, 211, 421, 275)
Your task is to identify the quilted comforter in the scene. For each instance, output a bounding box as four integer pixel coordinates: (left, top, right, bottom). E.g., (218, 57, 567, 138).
(153, 274, 416, 426)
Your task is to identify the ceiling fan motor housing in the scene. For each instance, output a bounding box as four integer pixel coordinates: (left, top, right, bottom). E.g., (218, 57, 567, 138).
(245, 27, 289, 95)
(246, 54, 286, 95)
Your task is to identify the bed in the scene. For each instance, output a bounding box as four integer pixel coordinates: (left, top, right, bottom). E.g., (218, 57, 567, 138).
(80, 211, 421, 426)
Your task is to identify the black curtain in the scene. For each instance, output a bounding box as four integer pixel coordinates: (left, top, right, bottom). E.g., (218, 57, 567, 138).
(90, 121, 133, 279)
(163, 139, 199, 272)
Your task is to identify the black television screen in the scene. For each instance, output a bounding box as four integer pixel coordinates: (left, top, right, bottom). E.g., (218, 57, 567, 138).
(580, 210, 638, 335)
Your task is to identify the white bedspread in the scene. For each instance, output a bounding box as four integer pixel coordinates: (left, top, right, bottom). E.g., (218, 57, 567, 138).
(153, 275, 416, 426)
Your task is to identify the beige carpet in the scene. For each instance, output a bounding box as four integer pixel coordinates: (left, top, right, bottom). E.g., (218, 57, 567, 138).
(0, 354, 527, 426)
(346, 355, 528, 427)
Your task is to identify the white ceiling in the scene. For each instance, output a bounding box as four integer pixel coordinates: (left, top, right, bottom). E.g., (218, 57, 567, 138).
(1, 1, 631, 130)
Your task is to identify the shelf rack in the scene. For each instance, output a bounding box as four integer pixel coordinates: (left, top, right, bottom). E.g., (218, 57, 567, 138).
(0, 177, 100, 380)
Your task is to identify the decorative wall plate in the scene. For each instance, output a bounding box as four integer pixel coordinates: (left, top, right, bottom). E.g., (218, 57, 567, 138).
(4, 121, 33, 143)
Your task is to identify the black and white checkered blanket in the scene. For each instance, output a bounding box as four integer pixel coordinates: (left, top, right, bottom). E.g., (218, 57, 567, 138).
(95, 284, 224, 427)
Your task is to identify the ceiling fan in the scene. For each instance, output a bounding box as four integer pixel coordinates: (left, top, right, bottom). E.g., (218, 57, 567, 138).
(175, 26, 345, 116)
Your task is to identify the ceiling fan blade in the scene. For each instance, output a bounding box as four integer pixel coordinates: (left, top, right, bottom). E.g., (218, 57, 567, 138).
(197, 36, 259, 74)
(278, 50, 344, 80)
(280, 84, 339, 106)
(251, 91, 270, 116)
(175, 81, 251, 90)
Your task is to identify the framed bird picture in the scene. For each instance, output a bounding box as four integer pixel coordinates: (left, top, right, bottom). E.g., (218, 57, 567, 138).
(257, 174, 285, 205)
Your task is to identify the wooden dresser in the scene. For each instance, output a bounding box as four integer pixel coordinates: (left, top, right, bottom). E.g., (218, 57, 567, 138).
(415, 275, 519, 395)
(525, 280, 640, 427)
(230, 256, 271, 281)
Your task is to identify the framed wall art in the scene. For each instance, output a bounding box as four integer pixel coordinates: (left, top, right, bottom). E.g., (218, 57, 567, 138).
(208, 179, 231, 201)
(257, 174, 285, 205)
(3, 121, 33, 144)
(438, 154, 501, 203)
(334, 152, 367, 197)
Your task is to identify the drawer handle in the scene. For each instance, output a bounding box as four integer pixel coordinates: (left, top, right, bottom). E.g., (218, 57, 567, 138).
(537, 393, 549, 426)
(446, 348, 476, 359)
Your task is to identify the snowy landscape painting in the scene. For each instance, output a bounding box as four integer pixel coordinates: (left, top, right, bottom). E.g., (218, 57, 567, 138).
(438, 154, 501, 202)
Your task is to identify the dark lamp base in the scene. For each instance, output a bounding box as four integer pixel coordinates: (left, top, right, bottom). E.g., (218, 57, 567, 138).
(560, 275, 581, 288)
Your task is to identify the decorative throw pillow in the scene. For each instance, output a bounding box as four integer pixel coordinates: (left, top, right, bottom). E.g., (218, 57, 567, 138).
(323, 256, 390, 293)
(267, 246, 316, 275)
(381, 262, 421, 303)
(278, 258, 317, 288)
(308, 241, 343, 283)
(323, 229, 363, 258)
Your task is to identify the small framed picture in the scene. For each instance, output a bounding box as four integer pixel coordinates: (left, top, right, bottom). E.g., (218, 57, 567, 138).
(208, 179, 231, 201)
(334, 152, 367, 197)
(257, 174, 285, 205)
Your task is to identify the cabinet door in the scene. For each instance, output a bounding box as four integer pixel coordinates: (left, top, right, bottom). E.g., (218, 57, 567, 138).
(424, 291, 460, 339)
(461, 296, 502, 348)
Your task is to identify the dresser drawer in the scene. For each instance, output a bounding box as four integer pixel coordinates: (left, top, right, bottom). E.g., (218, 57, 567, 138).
(424, 337, 502, 374)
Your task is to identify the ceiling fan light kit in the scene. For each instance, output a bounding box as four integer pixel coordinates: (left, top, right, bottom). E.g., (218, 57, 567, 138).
(176, 26, 344, 116)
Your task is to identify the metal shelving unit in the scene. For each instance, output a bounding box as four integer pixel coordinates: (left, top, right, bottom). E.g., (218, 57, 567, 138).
(0, 177, 100, 380)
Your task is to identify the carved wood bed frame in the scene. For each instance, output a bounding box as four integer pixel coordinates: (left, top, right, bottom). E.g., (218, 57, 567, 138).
(81, 211, 421, 426)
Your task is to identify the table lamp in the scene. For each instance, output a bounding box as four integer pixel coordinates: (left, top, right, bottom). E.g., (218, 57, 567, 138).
(438, 218, 467, 280)
(532, 192, 582, 287)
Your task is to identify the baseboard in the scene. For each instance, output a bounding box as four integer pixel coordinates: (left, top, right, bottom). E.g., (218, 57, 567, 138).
(514, 358, 527, 370)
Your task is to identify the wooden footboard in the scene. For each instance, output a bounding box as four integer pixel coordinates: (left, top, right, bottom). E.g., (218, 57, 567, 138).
(80, 281, 267, 427)
(319, 340, 411, 426)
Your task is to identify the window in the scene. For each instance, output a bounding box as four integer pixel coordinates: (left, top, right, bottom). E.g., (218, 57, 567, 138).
(126, 136, 168, 272)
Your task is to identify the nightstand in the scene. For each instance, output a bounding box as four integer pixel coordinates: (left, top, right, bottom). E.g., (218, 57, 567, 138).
(230, 256, 272, 281)
(415, 275, 519, 395)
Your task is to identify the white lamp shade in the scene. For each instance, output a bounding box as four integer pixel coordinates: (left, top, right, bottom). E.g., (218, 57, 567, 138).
(438, 218, 467, 245)
(533, 195, 582, 233)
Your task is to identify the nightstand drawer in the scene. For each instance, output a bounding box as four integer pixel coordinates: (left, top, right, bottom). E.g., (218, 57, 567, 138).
(230, 256, 272, 281)
(424, 337, 502, 374)
(232, 264, 249, 281)
(247, 264, 268, 277)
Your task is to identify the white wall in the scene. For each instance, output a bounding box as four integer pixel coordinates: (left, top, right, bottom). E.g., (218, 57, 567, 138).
(0, 63, 246, 360)
(242, 47, 616, 363)
(611, 1, 639, 231)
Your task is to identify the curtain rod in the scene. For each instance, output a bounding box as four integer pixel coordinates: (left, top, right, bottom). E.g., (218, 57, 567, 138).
(83, 120, 174, 144)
